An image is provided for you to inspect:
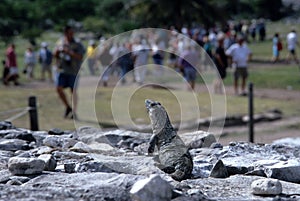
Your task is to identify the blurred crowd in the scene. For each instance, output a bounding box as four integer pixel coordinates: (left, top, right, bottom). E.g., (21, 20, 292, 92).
(2, 19, 299, 95)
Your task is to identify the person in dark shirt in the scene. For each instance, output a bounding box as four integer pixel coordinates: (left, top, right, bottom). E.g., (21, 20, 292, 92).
(213, 35, 228, 94)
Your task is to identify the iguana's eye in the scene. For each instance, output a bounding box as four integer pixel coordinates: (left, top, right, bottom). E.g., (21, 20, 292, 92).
(150, 103, 156, 107)
(156, 102, 161, 105)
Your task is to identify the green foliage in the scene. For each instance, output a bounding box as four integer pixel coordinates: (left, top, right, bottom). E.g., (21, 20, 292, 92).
(0, 0, 295, 40)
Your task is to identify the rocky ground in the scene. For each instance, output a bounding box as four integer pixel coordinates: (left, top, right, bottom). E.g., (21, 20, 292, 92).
(0, 121, 300, 201)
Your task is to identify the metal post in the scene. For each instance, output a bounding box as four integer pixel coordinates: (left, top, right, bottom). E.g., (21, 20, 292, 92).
(29, 96, 39, 131)
(248, 83, 254, 143)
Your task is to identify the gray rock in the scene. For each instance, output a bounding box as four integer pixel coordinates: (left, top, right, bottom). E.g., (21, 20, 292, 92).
(52, 151, 90, 161)
(130, 174, 173, 201)
(76, 161, 116, 173)
(22, 172, 145, 201)
(251, 178, 282, 195)
(209, 160, 228, 178)
(8, 176, 30, 185)
(69, 141, 93, 153)
(4, 131, 35, 142)
(89, 154, 163, 176)
(273, 137, 300, 147)
(0, 170, 12, 183)
(64, 162, 76, 173)
(264, 160, 300, 183)
(38, 154, 57, 171)
(181, 131, 216, 148)
(78, 127, 150, 148)
(48, 128, 65, 135)
(31, 131, 48, 147)
(0, 139, 29, 151)
(0, 121, 15, 130)
(8, 157, 45, 175)
(42, 135, 77, 149)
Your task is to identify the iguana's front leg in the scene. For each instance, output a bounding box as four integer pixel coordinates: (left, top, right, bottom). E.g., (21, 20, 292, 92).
(148, 134, 157, 154)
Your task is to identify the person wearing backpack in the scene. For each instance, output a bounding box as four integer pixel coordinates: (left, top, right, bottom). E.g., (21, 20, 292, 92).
(39, 42, 53, 81)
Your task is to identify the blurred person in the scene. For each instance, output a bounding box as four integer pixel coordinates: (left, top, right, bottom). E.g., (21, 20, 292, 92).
(99, 43, 113, 87)
(286, 29, 299, 65)
(24, 46, 36, 79)
(86, 40, 97, 75)
(151, 38, 165, 77)
(213, 35, 228, 94)
(3, 43, 19, 86)
(117, 42, 134, 84)
(132, 39, 150, 85)
(226, 36, 252, 96)
(178, 44, 200, 90)
(54, 25, 85, 119)
(271, 33, 282, 63)
(38, 42, 53, 81)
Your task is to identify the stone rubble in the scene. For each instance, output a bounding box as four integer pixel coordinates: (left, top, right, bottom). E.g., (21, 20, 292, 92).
(0, 122, 299, 200)
(251, 178, 282, 195)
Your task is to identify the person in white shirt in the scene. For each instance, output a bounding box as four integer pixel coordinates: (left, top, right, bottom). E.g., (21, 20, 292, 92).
(226, 37, 252, 96)
(132, 39, 150, 85)
(286, 30, 299, 65)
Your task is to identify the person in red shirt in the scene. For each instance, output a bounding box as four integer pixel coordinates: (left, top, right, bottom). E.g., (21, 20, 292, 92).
(4, 43, 19, 86)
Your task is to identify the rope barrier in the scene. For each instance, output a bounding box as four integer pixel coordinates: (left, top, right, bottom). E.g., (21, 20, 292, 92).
(0, 107, 30, 115)
(0, 96, 39, 131)
(1, 107, 33, 122)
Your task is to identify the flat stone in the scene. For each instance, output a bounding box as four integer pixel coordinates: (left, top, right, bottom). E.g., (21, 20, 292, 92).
(8, 157, 45, 175)
(0, 139, 29, 151)
(251, 178, 282, 195)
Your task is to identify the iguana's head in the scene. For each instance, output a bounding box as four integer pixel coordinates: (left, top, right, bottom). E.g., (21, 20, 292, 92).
(145, 99, 170, 134)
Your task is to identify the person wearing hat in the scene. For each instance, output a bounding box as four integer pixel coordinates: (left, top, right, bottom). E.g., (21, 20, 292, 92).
(38, 42, 53, 81)
(226, 36, 252, 96)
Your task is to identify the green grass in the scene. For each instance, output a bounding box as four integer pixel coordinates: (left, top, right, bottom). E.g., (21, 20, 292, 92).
(223, 65, 300, 90)
(0, 83, 299, 131)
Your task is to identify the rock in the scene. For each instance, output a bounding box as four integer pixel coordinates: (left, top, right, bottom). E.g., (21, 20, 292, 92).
(273, 137, 300, 147)
(209, 160, 228, 178)
(42, 135, 77, 149)
(4, 131, 35, 142)
(251, 178, 282, 195)
(181, 131, 216, 148)
(8, 176, 30, 185)
(89, 154, 163, 176)
(0, 151, 14, 171)
(69, 141, 93, 153)
(8, 157, 45, 175)
(48, 128, 65, 135)
(0, 170, 12, 183)
(31, 131, 48, 147)
(22, 172, 145, 201)
(0, 139, 30, 151)
(264, 160, 300, 183)
(0, 121, 15, 130)
(76, 161, 116, 173)
(64, 162, 76, 173)
(78, 128, 150, 148)
(130, 174, 173, 201)
(210, 142, 223, 149)
(38, 154, 57, 171)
